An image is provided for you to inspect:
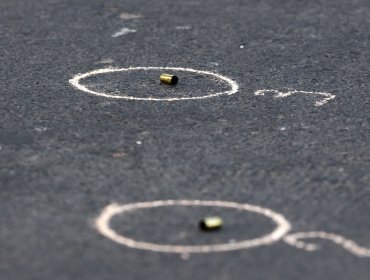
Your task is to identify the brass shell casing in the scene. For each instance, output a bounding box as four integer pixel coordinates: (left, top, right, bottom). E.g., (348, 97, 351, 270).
(199, 217, 223, 231)
(160, 73, 178, 85)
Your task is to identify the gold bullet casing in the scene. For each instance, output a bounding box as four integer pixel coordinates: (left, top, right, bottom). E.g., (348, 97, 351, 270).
(160, 73, 178, 85)
(199, 216, 223, 231)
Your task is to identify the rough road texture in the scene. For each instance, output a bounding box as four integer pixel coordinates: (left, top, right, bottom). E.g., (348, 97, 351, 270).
(0, 0, 369, 279)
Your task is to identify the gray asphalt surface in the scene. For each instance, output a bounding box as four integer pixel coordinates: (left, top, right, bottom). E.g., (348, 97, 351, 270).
(1, 0, 370, 279)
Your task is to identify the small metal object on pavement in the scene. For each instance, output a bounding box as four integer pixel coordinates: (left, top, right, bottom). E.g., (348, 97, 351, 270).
(199, 216, 223, 231)
(160, 73, 178, 85)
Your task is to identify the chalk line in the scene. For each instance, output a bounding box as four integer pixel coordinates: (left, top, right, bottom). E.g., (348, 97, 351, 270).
(93, 200, 370, 258)
(284, 231, 370, 258)
(69, 67, 239, 101)
(94, 200, 291, 254)
(112, 28, 137, 38)
(255, 89, 335, 106)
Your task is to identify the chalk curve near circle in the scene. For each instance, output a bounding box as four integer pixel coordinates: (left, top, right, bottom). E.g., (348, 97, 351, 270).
(284, 231, 370, 258)
(94, 200, 292, 254)
(69, 67, 239, 101)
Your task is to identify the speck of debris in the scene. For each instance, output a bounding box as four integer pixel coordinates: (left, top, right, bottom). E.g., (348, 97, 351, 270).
(136, 141, 142, 145)
(112, 28, 137, 38)
(180, 253, 190, 260)
(98, 58, 114, 64)
(99, 101, 114, 107)
(175, 25, 191, 30)
(120, 12, 143, 20)
(112, 151, 127, 158)
(35, 127, 47, 132)
(280, 127, 286, 131)
(239, 45, 244, 49)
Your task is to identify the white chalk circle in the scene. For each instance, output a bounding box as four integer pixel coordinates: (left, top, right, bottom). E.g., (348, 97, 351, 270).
(94, 200, 291, 254)
(69, 67, 239, 101)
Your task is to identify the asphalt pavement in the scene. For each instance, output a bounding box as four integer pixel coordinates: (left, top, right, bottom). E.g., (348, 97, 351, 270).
(0, 0, 370, 279)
